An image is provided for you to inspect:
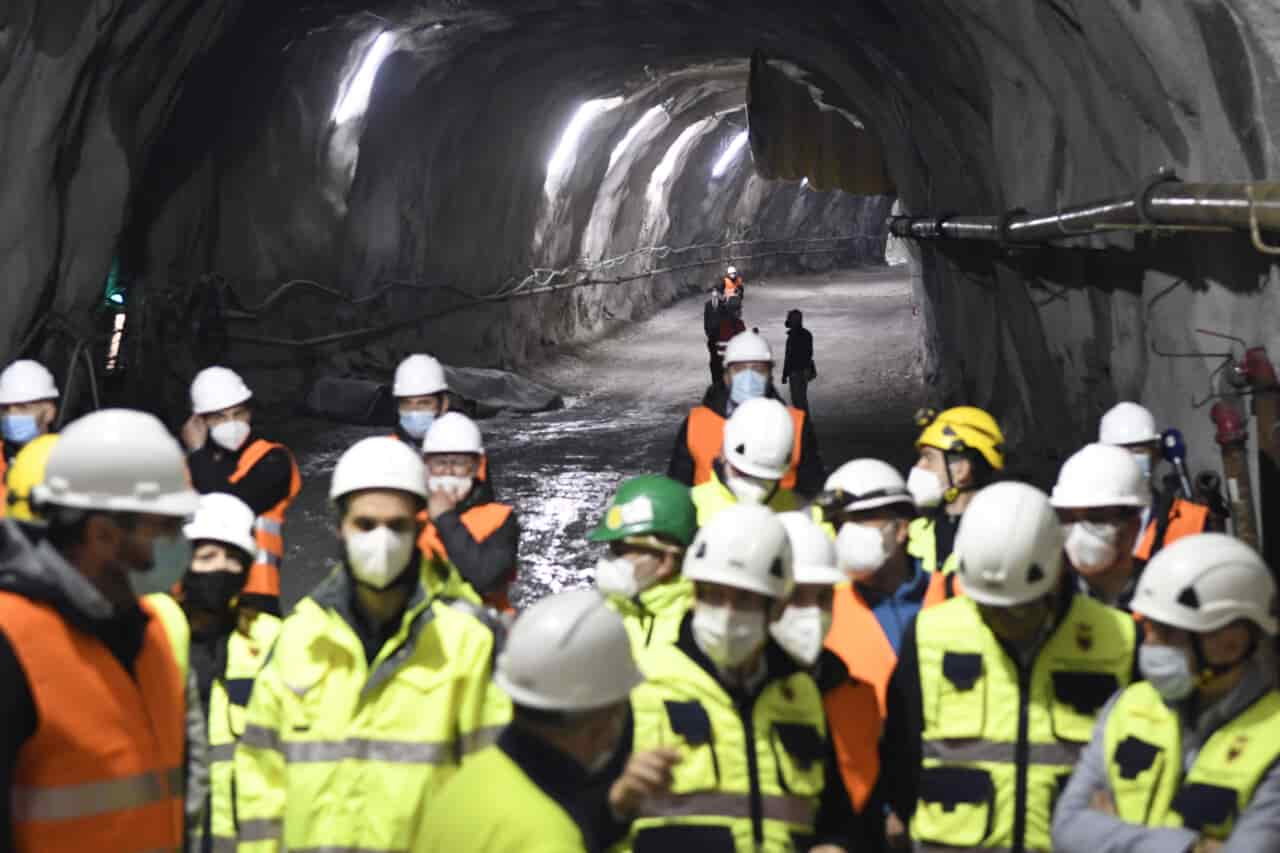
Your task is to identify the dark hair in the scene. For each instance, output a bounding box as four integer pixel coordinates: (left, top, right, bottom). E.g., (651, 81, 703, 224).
(513, 702, 616, 731)
(44, 509, 137, 550)
(192, 538, 253, 572)
(948, 448, 997, 489)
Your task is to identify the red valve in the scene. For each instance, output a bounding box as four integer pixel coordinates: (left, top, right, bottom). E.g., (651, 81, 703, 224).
(1211, 400, 1248, 445)
(1241, 346, 1279, 390)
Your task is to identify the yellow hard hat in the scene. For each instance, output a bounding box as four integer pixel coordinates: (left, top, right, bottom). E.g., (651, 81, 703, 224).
(5, 434, 60, 522)
(915, 406, 1006, 470)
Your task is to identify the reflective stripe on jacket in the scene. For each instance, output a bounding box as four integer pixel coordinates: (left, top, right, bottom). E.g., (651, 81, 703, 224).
(1134, 498, 1212, 561)
(206, 612, 281, 851)
(605, 576, 694, 653)
(0, 591, 187, 853)
(621, 637, 828, 851)
(228, 440, 301, 609)
(233, 568, 511, 852)
(690, 470, 800, 527)
(686, 405, 805, 491)
(910, 595, 1135, 851)
(1104, 681, 1280, 841)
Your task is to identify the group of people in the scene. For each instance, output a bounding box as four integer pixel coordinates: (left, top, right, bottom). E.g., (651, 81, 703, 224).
(0, 322, 1275, 852)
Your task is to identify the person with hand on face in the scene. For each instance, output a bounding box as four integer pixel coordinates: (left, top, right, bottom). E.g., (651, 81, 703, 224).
(606, 504, 868, 852)
(182, 366, 300, 616)
(591, 475, 698, 652)
(169, 493, 281, 853)
(418, 412, 520, 611)
(0, 409, 201, 853)
(1051, 443, 1150, 610)
(413, 589, 645, 853)
(691, 397, 802, 525)
(234, 436, 511, 853)
(881, 482, 1138, 853)
(0, 359, 60, 518)
(392, 354, 451, 445)
(906, 406, 1005, 575)
(1098, 402, 1211, 563)
(669, 330, 824, 499)
(1053, 534, 1280, 853)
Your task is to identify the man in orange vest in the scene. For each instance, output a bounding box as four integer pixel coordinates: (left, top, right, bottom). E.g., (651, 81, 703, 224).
(419, 412, 519, 610)
(668, 330, 824, 498)
(719, 264, 745, 302)
(1098, 402, 1210, 563)
(0, 408, 200, 853)
(182, 366, 301, 616)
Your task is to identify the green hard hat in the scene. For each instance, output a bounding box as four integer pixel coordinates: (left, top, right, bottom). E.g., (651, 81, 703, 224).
(589, 475, 697, 548)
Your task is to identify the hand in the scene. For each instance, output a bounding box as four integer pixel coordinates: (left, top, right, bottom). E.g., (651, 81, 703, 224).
(1090, 788, 1117, 816)
(181, 415, 208, 452)
(608, 748, 681, 820)
(428, 486, 462, 519)
(885, 811, 910, 849)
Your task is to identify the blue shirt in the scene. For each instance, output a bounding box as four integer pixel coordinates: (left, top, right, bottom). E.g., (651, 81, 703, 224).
(855, 558, 931, 655)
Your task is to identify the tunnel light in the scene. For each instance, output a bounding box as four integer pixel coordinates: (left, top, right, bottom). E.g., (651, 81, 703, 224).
(545, 97, 625, 198)
(646, 118, 713, 215)
(608, 105, 666, 173)
(801, 177, 810, 189)
(711, 130, 749, 178)
(332, 32, 397, 124)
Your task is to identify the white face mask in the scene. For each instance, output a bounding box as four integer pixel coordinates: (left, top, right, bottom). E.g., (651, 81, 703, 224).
(428, 475, 473, 501)
(692, 603, 767, 669)
(725, 472, 773, 505)
(594, 555, 653, 599)
(769, 604, 832, 667)
(1064, 521, 1121, 572)
(1131, 452, 1153, 482)
(1139, 644, 1197, 703)
(345, 526, 417, 589)
(907, 466, 945, 509)
(835, 521, 893, 580)
(210, 420, 251, 453)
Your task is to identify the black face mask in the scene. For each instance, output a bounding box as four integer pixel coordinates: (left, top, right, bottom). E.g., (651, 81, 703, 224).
(181, 570, 246, 614)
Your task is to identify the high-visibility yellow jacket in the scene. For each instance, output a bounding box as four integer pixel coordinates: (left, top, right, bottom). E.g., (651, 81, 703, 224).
(907, 516, 960, 574)
(605, 576, 694, 653)
(1105, 681, 1280, 841)
(690, 471, 800, 527)
(910, 594, 1135, 851)
(413, 726, 591, 853)
(618, 628, 832, 852)
(233, 568, 511, 852)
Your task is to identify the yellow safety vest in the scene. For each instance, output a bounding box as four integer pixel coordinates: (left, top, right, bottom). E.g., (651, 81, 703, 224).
(619, 641, 829, 852)
(907, 516, 959, 574)
(414, 738, 588, 853)
(1105, 681, 1280, 840)
(233, 568, 512, 853)
(691, 472, 800, 527)
(205, 612, 281, 853)
(143, 592, 191, 684)
(605, 576, 694, 653)
(911, 595, 1135, 851)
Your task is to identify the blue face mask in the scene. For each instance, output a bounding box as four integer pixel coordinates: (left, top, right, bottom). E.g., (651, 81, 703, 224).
(730, 370, 768, 404)
(131, 532, 195, 597)
(399, 410, 436, 441)
(1, 414, 41, 446)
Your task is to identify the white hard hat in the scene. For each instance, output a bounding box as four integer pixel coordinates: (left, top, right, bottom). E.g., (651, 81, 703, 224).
(1132, 533, 1278, 635)
(393, 354, 448, 398)
(954, 482, 1064, 607)
(183, 492, 258, 558)
(422, 412, 484, 456)
(726, 265, 738, 277)
(0, 360, 59, 405)
(329, 436, 427, 503)
(777, 512, 844, 585)
(723, 398, 793, 480)
(495, 588, 644, 711)
(1051, 443, 1150, 510)
(683, 504, 793, 599)
(723, 331, 773, 367)
(190, 366, 253, 415)
(33, 409, 199, 517)
(823, 459, 914, 513)
(1099, 402, 1159, 446)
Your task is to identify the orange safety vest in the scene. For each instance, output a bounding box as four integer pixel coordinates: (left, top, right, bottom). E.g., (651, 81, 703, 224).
(228, 439, 302, 606)
(723, 276, 742, 298)
(823, 677, 881, 813)
(686, 405, 805, 490)
(419, 502, 516, 611)
(0, 592, 185, 853)
(825, 572, 953, 716)
(1135, 497, 1211, 561)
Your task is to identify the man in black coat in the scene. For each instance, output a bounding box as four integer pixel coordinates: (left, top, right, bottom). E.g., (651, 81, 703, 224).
(782, 309, 815, 412)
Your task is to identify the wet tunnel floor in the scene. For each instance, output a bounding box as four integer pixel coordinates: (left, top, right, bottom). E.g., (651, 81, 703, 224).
(272, 267, 925, 610)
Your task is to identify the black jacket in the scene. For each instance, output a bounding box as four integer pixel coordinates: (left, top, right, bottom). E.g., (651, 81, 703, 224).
(667, 383, 825, 498)
(187, 432, 294, 516)
(429, 477, 520, 598)
(783, 326, 814, 382)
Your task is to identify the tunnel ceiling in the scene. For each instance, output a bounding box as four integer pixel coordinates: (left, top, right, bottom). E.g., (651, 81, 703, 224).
(4, 0, 1280, 481)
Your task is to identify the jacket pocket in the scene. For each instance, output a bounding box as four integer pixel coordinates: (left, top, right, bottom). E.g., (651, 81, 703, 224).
(913, 765, 995, 848)
(634, 824, 736, 853)
(1050, 671, 1119, 743)
(770, 722, 826, 799)
(933, 651, 986, 739)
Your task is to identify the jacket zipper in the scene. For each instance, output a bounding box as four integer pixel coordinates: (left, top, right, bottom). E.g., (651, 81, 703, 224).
(737, 694, 764, 848)
(1012, 662, 1031, 853)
